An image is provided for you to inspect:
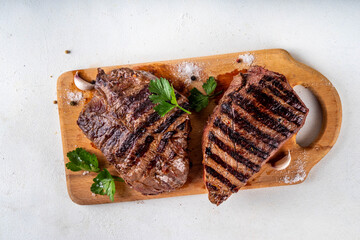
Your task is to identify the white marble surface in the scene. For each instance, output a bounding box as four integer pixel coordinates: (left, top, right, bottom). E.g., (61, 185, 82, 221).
(1, 1, 359, 239)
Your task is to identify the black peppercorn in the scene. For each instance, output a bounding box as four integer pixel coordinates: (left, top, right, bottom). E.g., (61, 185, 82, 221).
(191, 75, 196, 81)
(69, 101, 77, 106)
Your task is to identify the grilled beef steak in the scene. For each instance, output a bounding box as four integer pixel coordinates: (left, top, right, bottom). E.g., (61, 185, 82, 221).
(202, 66, 309, 205)
(77, 68, 191, 195)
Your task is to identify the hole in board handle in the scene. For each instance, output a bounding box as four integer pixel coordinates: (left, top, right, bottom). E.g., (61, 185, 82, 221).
(294, 85, 323, 147)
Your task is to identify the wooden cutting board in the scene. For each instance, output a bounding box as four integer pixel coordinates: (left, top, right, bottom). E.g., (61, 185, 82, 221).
(57, 49, 342, 205)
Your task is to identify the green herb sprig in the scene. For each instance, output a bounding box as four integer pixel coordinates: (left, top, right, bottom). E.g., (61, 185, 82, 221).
(188, 77, 222, 112)
(149, 78, 191, 116)
(66, 148, 124, 201)
(66, 148, 100, 172)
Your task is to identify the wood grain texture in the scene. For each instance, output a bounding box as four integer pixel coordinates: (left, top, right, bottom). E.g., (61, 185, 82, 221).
(57, 49, 342, 205)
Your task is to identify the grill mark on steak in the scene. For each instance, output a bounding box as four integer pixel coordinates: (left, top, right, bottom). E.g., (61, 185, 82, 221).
(168, 151, 177, 160)
(261, 76, 307, 113)
(205, 147, 249, 183)
(115, 112, 160, 157)
(205, 165, 237, 192)
(128, 86, 150, 104)
(239, 73, 248, 90)
(176, 121, 187, 130)
(260, 73, 286, 83)
(229, 93, 292, 137)
(129, 111, 189, 179)
(126, 135, 156, 169)
(206, 182, 219, 192)
(208, 131, 260, 172)
(154, 103, 190, 133)
(247, 85, 304, 126)
(147, 157, 158, 171)
(116, 127, 145, 158)
(132, 99, 154, 120)
(122, 110, 187, 174)
(114, 86, 150, 114)
(157, 131, 177, 153)
(261, 87, 304, 116)
(97, 127, 117, 150)
(135, 135, 155, 158)
(220, 103, 279, 148)
(213, 118, 269, 159)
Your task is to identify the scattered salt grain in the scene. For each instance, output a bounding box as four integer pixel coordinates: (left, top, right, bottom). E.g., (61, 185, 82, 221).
(82, 171, 89, 176)
(238, 53, 255, 66)
(92, 193, 96, 197)
(67, 91, 83, 103)
(172, 158, 185, 172)
(282, 165, 306, 184)
(158, 175, 170, 183)
(176, 62, 202, 86)
(281, 151, 308, 184)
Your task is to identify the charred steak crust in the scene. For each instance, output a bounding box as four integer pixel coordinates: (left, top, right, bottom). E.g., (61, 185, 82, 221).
(77, 68, 191, 195)
(202, 66, 309, 205)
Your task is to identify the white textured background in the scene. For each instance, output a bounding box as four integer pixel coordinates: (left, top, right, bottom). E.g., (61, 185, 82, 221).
(1, 1, 359, 239)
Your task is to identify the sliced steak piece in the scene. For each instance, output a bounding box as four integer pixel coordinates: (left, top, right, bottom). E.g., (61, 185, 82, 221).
(202, 66, 309, 205)
(77, 68, 191, 195)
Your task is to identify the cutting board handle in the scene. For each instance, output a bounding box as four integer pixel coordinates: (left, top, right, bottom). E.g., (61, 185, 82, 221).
(284, 50, 342, 172)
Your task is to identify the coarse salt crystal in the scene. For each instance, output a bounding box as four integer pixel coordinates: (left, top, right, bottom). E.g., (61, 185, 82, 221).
(158, 175, 170, 183)
(172, 158, 185, 172)
(238, 53, 255, 66)
(67, 91, 83, 102)
(176, 62, 202, 86)
(82, 171, 89, 176)
(282, 162, 307, 184)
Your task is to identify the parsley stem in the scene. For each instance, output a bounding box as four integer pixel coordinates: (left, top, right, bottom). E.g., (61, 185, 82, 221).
(177, 105, 191, 114)
(209, 90, 223, 98)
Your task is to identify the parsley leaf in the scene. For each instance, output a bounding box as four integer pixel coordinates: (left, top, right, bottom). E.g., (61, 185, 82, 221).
(188, 88, 209, 112)
(149, 78, 191, 116)
(188, 76, 222, 112)
(149, 77, 172, 102)
(66, 148, 100, 173)
(66, 148, 125, 202)
(90, 169, 117, 201)
(202, 76, 217, 95)
(154, 101, 175, 116)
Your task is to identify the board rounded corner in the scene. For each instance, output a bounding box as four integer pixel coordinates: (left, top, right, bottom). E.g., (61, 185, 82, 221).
(57, 70, 74, 92)
(66, 179, 88, 205)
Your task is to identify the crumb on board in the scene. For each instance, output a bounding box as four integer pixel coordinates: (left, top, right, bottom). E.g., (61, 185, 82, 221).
(65, 50, 71, 54)
(53, 100, 57, 104)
